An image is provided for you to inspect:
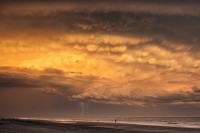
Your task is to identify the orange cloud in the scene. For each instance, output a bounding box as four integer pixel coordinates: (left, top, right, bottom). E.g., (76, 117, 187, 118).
(0, 2, 200, 107)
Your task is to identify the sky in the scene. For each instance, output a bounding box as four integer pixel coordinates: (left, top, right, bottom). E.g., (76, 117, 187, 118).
(0, 0, 200, 118)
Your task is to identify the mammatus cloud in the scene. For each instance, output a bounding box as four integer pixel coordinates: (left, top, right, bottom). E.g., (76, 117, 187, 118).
(0, 0, 200, 113)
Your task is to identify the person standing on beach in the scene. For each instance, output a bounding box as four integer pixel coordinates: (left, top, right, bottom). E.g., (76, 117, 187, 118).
(114, 118, 118, 127)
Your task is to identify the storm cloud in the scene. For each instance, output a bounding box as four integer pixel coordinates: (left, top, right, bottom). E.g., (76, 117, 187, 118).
(0, 0, 199, 117)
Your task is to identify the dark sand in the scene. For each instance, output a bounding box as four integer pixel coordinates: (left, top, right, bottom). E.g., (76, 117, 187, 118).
(0, 118, 200, 133)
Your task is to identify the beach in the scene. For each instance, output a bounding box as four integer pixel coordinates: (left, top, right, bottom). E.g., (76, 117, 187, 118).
(0, 118, 200, 133)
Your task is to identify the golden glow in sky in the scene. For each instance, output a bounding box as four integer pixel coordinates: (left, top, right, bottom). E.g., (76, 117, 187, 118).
(0, 0, 200, 117)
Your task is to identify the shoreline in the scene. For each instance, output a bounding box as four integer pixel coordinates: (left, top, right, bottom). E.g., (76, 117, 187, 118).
(9, 117, 200, 129)
(0, 118, 200, 133)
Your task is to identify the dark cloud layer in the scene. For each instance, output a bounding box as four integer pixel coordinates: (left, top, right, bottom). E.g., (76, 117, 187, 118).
(0, 67, 199, 107)
(1, 0, 200, 17)
(0, 68, 78, 95)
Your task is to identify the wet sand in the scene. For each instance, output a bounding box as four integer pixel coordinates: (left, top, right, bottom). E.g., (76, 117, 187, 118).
(0, 118, 200, 133)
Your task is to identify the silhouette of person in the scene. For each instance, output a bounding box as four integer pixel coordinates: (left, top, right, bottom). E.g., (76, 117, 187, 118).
(114, 118, 118, 127)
